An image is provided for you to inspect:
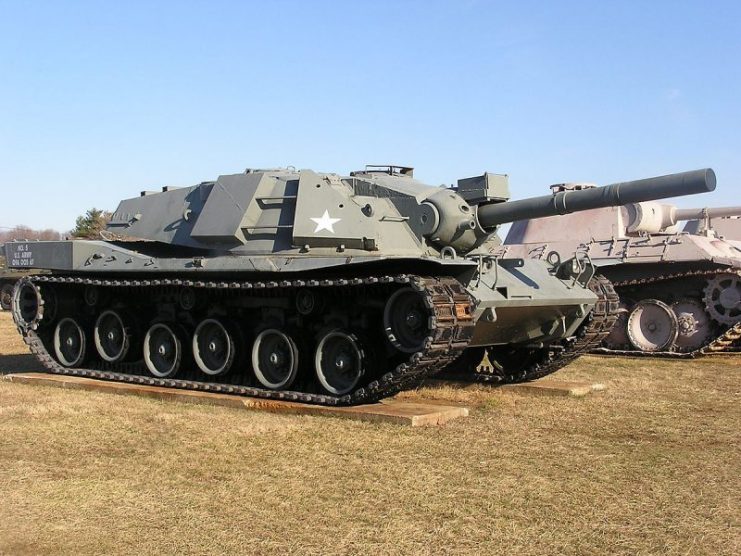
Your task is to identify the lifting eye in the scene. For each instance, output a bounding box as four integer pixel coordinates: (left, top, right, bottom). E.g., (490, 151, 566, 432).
(546, 250, 561, 267)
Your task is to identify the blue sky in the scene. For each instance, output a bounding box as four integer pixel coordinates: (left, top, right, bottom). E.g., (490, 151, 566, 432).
(1, 0, 739, 231)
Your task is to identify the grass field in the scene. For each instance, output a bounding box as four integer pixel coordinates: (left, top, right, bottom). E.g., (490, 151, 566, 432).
(0, 310, 738, 555)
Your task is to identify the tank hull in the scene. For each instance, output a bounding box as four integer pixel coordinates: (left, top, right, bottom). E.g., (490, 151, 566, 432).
(5, 239, 611, 404)
(4, 239, 599, 349)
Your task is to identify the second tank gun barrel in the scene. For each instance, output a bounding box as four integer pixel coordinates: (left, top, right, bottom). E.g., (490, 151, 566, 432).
(476, 168, 716, 229)
(674, 205, 741, 221)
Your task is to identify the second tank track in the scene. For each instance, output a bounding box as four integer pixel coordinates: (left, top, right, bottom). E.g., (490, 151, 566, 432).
(13, 273, 475, 406)
(592, 269, 741, 358)
(438, 274, 620, 384)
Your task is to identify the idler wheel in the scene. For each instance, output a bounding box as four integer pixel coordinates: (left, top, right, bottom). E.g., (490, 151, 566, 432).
(703, 273, 741, 325)
(314, 330, 365, 395)
(94, 310, 133, 362)
(626, 299, 679, 352)
(1, 283, 13, 311)
(12, 278, 44, 330)
(383, 288, 430, 353)
(252, 329, 299, 390)
(53, 318, 87, 367)
(672, 299, 713, 352)
(192, 318, 235, 376)
(144, 323, 184, 378)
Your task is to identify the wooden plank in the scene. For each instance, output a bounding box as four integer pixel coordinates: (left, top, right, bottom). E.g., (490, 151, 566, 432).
(1, 373, 469, 426)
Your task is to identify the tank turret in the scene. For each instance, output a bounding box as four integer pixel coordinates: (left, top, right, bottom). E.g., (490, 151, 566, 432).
(93, 167, 716, 262)
(3, 165, 721, 404)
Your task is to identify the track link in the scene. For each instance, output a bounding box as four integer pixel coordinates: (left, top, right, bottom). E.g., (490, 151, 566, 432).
(13, 274, 475, 406)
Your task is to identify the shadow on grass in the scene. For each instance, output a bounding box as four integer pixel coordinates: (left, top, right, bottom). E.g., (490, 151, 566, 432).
(0, 354, 46, 374)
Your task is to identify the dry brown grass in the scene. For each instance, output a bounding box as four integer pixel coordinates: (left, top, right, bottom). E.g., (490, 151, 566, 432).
(0, 311, 739, 555)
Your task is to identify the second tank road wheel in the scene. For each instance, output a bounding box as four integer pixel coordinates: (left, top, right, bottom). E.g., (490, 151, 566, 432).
(314, 330, 365, 395)
(94, 310, 134, 362)
(383, 288, 430, 353)
(144, 323, 184, 378)
(192, 319, 236, 376)
(0, 283, 14, 311)
(53, 318, 87, 367)
(626, 299, 679, 352)
(252, 329, 299, 390)
(704, 273, 741, 325)
(672, 299, 713, 352)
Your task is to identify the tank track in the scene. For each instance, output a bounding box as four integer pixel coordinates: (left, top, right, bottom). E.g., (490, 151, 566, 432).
(592, 268, 741, 358)
(13, 274, 475, 406)
(439, 274, 620, 384)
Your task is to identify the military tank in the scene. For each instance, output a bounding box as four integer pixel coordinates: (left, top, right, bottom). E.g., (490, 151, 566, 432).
(502, 185, 741, 356)
(6, 166, 715, 404)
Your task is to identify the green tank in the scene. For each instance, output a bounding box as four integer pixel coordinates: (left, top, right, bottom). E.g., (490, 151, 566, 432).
(5, 165, 714, 405)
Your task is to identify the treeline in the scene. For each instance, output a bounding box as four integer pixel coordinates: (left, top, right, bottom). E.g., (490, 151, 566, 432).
(0, 226, 63, 242)
(1, 208, 113, 243)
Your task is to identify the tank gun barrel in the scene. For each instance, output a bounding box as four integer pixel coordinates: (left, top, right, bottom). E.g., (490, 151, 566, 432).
(674, 205, 741, 221)
(476, 168, 716, 229)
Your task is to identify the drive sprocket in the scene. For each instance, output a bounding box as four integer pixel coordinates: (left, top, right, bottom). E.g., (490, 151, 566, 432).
(703, 273, 741, 325)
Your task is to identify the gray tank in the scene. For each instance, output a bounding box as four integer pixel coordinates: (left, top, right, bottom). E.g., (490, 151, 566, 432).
(5, 165, 714, 404)
(503, 183, 741, 356)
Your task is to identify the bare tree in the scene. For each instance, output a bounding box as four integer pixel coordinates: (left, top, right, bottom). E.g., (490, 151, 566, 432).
(0, 226, 63, 242)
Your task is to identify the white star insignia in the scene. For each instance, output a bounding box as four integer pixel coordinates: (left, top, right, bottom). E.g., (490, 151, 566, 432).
(310, 210, 341, 233)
